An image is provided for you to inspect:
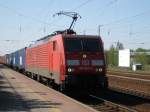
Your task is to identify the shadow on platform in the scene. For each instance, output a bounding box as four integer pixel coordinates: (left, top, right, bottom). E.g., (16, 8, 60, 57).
(0, 65, 62, 111)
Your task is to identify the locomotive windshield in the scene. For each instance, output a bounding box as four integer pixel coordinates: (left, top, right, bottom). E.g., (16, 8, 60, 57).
(64, 38, 102, 52)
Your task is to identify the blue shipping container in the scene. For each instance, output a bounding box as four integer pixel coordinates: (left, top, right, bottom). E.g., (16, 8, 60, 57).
(17, 47, 26, 71)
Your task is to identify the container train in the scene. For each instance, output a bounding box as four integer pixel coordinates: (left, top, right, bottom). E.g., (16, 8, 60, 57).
(0, 56, 5, 64)
(2, 30, 108, 91)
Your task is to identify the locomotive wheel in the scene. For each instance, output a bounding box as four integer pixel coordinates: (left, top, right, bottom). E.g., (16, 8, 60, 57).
(33, 74, 37, 80)
(59, 83, 65, 92)
(101, 78, 108, 89)
(37, 75, 42, 83)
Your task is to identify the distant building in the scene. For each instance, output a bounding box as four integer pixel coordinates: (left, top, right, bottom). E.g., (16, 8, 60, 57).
(119, 50, 150, 68)
(119, 49, 130, 67)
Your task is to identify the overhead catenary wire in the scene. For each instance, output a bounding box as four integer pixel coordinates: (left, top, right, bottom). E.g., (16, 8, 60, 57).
(37, 0, 56, 34)
(0, 1, 150, 52)
(98, 9, 150, 36)
(0, 0, 95, 33)
(92, 0, 150, 37)
(97, 7, 150, 38)
(73, 0, 94, 11)
(37, 0, 55, 17)
(0, 2, 59, 27)
(102, 9, 150, 27)
(98, 0, 118, 16)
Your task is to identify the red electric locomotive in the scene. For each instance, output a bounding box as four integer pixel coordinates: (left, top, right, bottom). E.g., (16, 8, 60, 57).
(26, 29, 108, 91)
(26, 11, 108, 91)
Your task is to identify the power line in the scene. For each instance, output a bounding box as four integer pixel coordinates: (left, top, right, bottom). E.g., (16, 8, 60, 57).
(103, 0, 118, 10)
(0, 2, 58, 26)
(102, 9, 150, 27)
(37, 0, 55, 17)
(98, 8, 150, 37)
(98, 0, 118, 16)
(0, 0, 91, 32)
(73, 0, 94, 11)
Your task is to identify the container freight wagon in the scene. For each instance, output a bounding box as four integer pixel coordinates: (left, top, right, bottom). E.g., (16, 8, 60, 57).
(0, 56, 5, 64)
(2, 55, 7, 64)
(6, 53, 13, 67)
(3, 48, 26, 71)
(5, 54, 9, 65)
(16, 47, 26, 72)
(26, 32, 108, 90)
(0, 56, 3, 64)
(12, 51, 19, 70)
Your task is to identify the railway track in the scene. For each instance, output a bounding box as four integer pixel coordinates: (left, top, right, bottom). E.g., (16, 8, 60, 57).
(107, 69, 150, 75)
(89, 94, 137, 112)
(109, 86, 150, 100)
(107, 74, 150, 99)
(107, 70, 150, 80)
(66, 87, 150, 112)
(3, 65, 150, 112)
(61, 87, 149, 112)
(65, 91, 137, 112)
(107, 70, 150, 100)
(21, 71, 149, 112)
(22, 69, 150, 112)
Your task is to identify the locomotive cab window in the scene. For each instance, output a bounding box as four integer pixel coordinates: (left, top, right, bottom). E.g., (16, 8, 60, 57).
(82, 39, 102, 52)
(64, 38, 82, 52)
(64, 38, 102, 52)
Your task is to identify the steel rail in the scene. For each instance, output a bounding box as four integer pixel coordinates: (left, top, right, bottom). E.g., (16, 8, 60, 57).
(89, 94, 137, 112)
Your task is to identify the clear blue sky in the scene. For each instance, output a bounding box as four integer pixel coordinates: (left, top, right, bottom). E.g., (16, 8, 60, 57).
(0, 0, 150, 55)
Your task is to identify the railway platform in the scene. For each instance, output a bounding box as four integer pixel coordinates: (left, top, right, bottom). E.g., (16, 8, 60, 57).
(0, 64, 97, 112)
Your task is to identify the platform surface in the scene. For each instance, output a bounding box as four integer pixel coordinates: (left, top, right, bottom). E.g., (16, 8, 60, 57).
(0, 64, 97, 112)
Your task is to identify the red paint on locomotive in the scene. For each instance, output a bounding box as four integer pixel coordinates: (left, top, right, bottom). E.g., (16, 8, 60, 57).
(25, 34, 107, 89)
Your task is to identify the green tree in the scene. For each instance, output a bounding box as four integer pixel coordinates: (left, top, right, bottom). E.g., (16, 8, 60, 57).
(106, 42, 124, 67)
(134, 53, 148, 68)
(116, 41, 124, 50)
(135, 48, 149, 65)
(136, 48, 147, 52)
(107, 45, 118, 66)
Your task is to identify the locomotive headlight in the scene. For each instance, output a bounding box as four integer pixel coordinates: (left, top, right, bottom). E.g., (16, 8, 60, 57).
(68, 68, 72, 72)
(96, 68, 103, 72)
(98, 68, 103, 72)
(68, 68, 74, 72)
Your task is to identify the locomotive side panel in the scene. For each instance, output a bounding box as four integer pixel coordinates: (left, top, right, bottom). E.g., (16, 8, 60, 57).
(49, 35, 66, 84)
(26, 46, 40, 75)
(35, 43, 50, 77)
(25, 35, 65, 84)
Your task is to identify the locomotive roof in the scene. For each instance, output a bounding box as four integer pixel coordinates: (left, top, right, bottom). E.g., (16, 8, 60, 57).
(28, 33, 101, 48)
(63, 34, 100, 38)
